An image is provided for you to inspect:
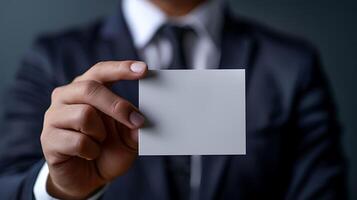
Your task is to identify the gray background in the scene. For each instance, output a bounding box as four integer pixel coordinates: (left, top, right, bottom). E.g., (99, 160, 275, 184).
(0, 0, 356, 198)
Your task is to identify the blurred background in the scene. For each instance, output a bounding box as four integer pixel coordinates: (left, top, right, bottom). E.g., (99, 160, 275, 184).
(0, 0, 356, 198)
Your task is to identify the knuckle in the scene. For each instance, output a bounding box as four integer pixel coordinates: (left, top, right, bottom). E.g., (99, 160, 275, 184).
(93, 61, 106, 69)
(40, 131, 47, 145)
(46, 155, 58, 166)
(77, 105, 95, 126)
(40, 127, 54, 145)
(46, 152, 63, 166)
(80, 104, 95, 118)
(73, 75, 83, 82)
(40, 130, 55, 162)
(44, 107, 57, 126)
(80, 80, 101, 98)
(51, 86, 63, 101)
(44, 108, 52, 121)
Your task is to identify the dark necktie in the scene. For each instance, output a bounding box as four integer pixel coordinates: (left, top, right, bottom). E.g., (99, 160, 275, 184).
(160, 24, 193, 69)
(159, 24, 193, 200)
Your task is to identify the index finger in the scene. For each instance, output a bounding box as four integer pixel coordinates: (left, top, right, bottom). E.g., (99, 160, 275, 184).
(74, 61, 148, 84)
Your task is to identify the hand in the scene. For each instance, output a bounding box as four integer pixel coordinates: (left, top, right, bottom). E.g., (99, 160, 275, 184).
(40, 61, 147, 199)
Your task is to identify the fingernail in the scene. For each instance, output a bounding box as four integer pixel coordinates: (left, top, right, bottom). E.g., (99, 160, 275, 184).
(129, 111, 145, 127)
(130, 62, 146, 73)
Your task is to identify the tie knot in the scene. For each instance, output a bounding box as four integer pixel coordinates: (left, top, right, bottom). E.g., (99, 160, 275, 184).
(160, 24, 194, 41)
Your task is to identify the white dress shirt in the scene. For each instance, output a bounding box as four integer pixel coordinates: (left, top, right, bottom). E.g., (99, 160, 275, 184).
(33, 0, 223, 199)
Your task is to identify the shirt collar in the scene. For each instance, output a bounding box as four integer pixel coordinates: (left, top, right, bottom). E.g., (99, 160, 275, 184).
(123, 0, 224, 49)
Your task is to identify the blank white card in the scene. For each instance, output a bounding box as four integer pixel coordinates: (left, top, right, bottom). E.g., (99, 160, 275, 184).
(139, 70, 246, 155)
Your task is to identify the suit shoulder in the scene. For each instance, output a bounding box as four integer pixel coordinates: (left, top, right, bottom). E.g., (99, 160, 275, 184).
(33, 19, 105, 53)
(230, 13, 319, 62)
(23, 19, 110, 84)
(228, 13, 323, 97)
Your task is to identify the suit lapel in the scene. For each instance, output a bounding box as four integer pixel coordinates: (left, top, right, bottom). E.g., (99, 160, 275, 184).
(100, 3, 170, 200)
(200, 11, 257, 200)
(218, 11, 257, 71)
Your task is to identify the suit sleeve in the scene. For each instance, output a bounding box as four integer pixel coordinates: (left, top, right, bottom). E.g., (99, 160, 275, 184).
(285, 51, 348, 200)
(0, 38, 56, 199)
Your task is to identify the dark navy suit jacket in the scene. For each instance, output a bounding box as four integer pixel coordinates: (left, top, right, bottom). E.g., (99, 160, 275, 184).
(0, 2, 347, 200)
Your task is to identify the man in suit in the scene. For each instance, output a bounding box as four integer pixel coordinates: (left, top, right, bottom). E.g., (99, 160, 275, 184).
(0, 0, 347, 199)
